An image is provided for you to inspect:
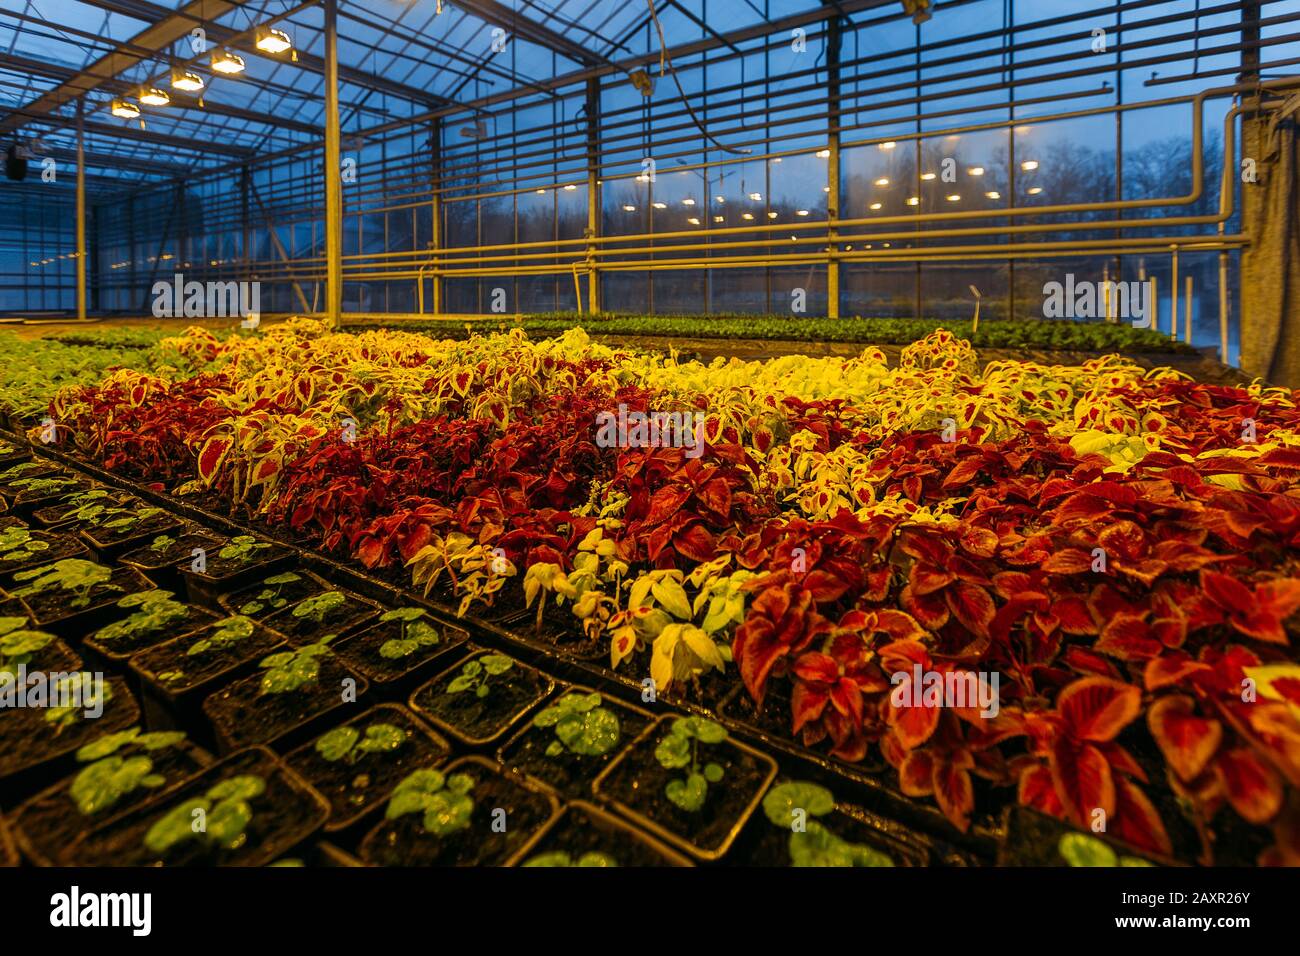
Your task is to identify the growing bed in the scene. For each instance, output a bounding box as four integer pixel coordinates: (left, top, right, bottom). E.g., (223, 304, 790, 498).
(0, 317, 1297, 868)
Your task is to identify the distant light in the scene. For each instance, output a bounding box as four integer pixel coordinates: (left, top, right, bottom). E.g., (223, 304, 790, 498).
(946, 194, 961, 202)
(822, 186, 830, 192)
(767, 211, 778, 219)
(874, 178, 889, 186)
(985, 190, 1001, 199)
(563, 184, 576, 190)
(1027, 186, 1043, 195)
(920, 172, 936, 181)
(816, 149, 830, 158)
(715, 196, 725, 203)
(869, 202, 882, 210)
(796, 209, 810, 216)
(110, 98, 140, 119)
(170, 69, 204, 92)
(212, 50, 246, 74)
(772, 157, 782, 163)
(682, 198, 696, 206)
(255, 27, 294, 55)
(687, 217, 700, 225)
(748, 192, 762, 201)
(536, 188, 546, 194)
(906, 196, 919, 206)
(1021, 160, 1039, 171)
(968, 166, 985, 176)
(712, 215, 724, 222)
(741, 212, 755, 220)
(653, 201, 667, 209)
(879, 141, 897, 150)
(622, 204, 636, 212)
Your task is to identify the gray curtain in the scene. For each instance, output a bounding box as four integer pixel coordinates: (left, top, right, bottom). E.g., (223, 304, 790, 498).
(1241, 93, 1300, 388)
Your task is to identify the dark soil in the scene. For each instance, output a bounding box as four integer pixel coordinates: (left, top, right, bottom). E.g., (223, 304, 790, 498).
(15, 565, 144, 630)
(497, 691, 651, 799)
(69, 748, 327, 866)
(0, 676, 140, 779)
(0, 531, 89, 582)
(410, 652, 551, 744)
(81, 510, 181, 550)
(357, 760, 555, 866)
(189, 541, 295, 585)
(130, 619, 286, 701)
(218, 572, 328, 620)
(262, 591, 380, 645)
(83, 604, 217, 662)
(202, 657, 368, 751)
(517, 803, 687, 866)
(738, 805, 923, 867)
(11, 745, 205, 865)
(596, 722, 772, 857)
(284, 704, 450, 832)
(119, 531, 223, 573)
(333, 617, 468, 686)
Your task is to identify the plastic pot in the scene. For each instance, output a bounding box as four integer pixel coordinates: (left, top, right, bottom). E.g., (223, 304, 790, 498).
(592, 713, 778, 862)
(516, 799, 694, 867)
(408, 648, 555, 748)
(283, 702, 452, 834)
(332, 613, 471, 701)
(66, 746, 330, 867)
(356, 754, 561, 866)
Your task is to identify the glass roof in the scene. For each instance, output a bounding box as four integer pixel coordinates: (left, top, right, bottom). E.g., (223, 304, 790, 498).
(0, 1, 826, 193)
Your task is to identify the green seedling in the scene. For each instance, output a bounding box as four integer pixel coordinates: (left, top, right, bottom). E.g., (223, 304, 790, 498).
(258, 637, 334, 695)
(292, 590, 347, 625)
(69, 727, 186, 816)
(217, 535, 272, 566)
(761, 781, 893, 867)
(92, 590, 190, 644)
(654, 716, 727, 812)
(9, 477, 77, 497)
(0, 461, 43, 481)
(445, 653, 513, 699)
(0, 616, 57, 676)
(384, 768, 475, 836)
(532, 691, 620, 758)
(0, 526, 50, 562)
(238, 572, 302, 615)
(11, 558, 117, 609)
(143, 774, 267, 855)
(187, 615, 256, 656)
(378, 607, 440, 659)
(94, 506, 164, 534)
(314, 722, 407, 763)
(43, 672, 113, 730)
(523, 851, 616, 867)
(1058, 832, 1155, 868)
(58, 489, 115, 523)
(147, 533, 177, 553)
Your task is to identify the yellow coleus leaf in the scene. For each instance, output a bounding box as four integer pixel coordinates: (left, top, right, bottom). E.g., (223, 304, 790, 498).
(651, 577, 693, 621)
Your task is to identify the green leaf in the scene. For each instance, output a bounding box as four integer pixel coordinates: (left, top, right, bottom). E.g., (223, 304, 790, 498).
(654, 731, 691, 770)
(357, 723, 407, 754)
(555, 707, 621, 756)
(789, 822, 894, 867)
(207, 775, 266, 802)
(380, 607, 427, 623)
(75, 727, 141, 762)
(665, 772, 708, 812)
(315, 725, 360, 762)
(703, 762, 724, 784)
(207, 798, 253, 849)
(70, 755, 158, 815)
(762, 781, 835, 826)
(379, 637, 418, 659)
(144, 798, 209, 855)
(480, 653, 514, 676)
(422, 791, 474, 836)
(1058, 832, 1119, 868)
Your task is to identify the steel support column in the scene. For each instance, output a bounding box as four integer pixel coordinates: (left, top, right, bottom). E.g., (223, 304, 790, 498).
(431, 119, 443, 314)
(585, 77, 601, 313)
(324, 0, 343, 325)
(75, 98, 86, 320)
(826, 16, 842, 319)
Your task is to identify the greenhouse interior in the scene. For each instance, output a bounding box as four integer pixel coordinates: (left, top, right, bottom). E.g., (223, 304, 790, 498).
(0, 0, 1299, 883)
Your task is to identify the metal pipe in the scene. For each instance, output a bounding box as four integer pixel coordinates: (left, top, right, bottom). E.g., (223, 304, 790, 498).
(75, 98, 86, 321)
(1170, 245, 1180, 341)
(1185, 274, 1194, 345)
(324, 0, 343, 327)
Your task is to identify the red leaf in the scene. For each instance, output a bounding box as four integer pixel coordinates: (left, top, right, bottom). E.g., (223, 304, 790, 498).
(1110, 777, 1173, 857)
(1050, 740, 1115, 827)
(1042, 548, 1094, 574)
(932, 758, 975, 832)
(1216, 748, 1284, 824)
(1148, 695, 1222, 782)
(947, 581, 995, 638)
(1057, 676, 1141, 742)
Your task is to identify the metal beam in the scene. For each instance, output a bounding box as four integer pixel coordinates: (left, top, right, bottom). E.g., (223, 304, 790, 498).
(452, 0, 615, 68)
(324, 0, 343, 326)
(76, 99, 87, 321)
(0, 50, 322, 136)
(76, 0, 455, 109)
(1, 102, 256, 157)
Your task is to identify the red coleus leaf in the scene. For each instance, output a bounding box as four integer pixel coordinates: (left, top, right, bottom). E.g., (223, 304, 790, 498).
(1201, 571, 1300, 644)
(1095, 615, 1163, 662)
(732, 585, 828, 710)
(1042, 548, 1093, 574)
(947, 581, 995, 638)
(1098, 519, 1147, 562)
(645, 484, 692, 525)
(1017, 764, 1065, 817)
(673, 521, 717, 563)
(1057, 676, 1142, 742)
(1144, 652, 1213, 691)
(932, 755, 975, 832)
(1215, 748, 1284, 824)
(899, 750, 935, 796)
(901, 584, 950, 631)
(196, 434, 232, 483)
(1050, 739, 1115, 827)
(1148, 695, 1223, 782)
(1110, 776, 1173, 857)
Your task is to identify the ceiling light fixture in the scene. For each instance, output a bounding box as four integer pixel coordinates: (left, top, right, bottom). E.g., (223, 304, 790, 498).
(138, 87, 170, 106)
(1021, 160, 1039, 171)
(211, 50, 246, 74)
(255, 27, 294, 56)
(170, 69, 204, 92)
(110, 98, 140, 119)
